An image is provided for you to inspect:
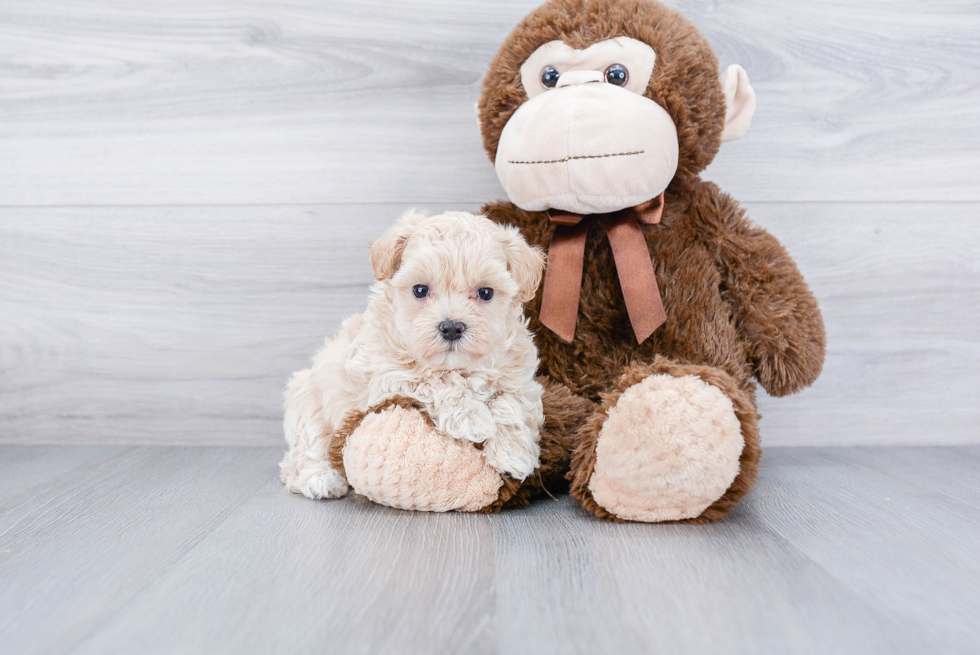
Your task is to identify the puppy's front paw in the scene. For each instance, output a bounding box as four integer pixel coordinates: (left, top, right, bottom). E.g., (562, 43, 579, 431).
(307, 470, 350, 499)
(286, 467, 349, 500)
(439, 402, 496, 444)
(482, 434, 541, 481)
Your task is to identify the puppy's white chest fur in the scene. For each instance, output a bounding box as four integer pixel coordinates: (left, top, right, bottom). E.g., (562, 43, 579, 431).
(337, 302, 543, 470)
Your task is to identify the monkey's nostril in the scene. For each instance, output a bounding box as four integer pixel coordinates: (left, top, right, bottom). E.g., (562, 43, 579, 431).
(438, 320, 466, 342)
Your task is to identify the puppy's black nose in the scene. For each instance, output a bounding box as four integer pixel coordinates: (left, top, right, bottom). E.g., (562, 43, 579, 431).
(438, 320, 466, 342)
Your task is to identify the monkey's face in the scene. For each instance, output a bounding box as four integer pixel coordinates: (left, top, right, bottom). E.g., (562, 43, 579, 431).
(495, 37, 678, 215)
(480, 0, 757, 217)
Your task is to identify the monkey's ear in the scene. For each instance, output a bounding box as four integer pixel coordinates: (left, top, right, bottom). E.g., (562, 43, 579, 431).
(495, 225, 546, 303)
(720, 64, 756, 142)
(369, 209, 428, 281)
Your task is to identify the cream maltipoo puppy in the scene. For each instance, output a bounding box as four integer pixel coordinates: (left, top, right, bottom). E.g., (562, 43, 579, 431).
(280, 210, 547, 500)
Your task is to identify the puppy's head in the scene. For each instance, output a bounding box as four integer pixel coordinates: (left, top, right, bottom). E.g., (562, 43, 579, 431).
(370, 209, 545, 370)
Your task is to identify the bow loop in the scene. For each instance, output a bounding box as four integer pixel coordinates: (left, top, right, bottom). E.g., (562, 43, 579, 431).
(634, 194, 665, 225)
(546, 210, 586, 226)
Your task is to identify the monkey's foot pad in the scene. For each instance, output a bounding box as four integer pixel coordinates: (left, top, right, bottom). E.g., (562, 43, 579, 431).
(589, 373, 744, 522)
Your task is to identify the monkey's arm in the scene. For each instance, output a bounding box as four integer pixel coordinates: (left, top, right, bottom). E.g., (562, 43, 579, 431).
(699, 184, 826, 397)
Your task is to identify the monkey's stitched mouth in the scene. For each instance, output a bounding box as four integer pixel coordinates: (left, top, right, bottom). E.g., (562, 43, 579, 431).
(507, 150, 644, 165)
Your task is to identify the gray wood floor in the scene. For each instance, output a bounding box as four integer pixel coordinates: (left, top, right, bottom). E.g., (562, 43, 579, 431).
(1, 445, 978, 654)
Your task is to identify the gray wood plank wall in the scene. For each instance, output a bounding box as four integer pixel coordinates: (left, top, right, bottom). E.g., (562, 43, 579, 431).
(1, 0, 978, 446)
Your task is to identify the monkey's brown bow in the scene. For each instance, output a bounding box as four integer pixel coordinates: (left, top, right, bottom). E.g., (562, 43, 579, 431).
(539, 193, 667, 344)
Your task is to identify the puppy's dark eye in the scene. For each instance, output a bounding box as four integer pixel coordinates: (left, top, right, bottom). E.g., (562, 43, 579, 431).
(540, 66, 560, 89)
(604, 63, 628, 86)
(478, 287, 494, 301)
(413, 285, 428, 298)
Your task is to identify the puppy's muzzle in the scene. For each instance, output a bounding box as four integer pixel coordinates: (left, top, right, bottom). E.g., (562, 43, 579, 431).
(438, 320, 466, 342)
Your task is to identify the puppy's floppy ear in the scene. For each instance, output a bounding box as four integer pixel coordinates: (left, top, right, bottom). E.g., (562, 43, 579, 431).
(494, 224, 546, 303)
(370, 209, 429, 281)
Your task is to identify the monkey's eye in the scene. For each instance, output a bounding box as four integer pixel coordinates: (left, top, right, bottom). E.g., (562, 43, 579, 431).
(604, 64, 629, 86)
(478, 287, 494, 301)
(540, 66, 560, 89)
(413, 285, 429, 298)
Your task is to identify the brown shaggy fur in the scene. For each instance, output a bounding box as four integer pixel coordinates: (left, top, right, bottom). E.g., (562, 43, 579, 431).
(478, 0, 826, 522)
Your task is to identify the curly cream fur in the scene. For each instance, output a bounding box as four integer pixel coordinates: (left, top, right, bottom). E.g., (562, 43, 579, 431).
(279, 210, 547, 499)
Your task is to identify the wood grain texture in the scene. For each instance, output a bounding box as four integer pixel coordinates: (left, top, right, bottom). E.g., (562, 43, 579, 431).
(2, 202, 977, 447)
(1, 0, 978, 205)
(751, 201, 980, 445)
(751, 447, 980, 654)
(1, 444, 977, 654)
(0, 446, 275, 654)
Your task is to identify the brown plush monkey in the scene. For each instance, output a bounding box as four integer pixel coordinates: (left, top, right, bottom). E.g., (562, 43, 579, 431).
(335, 0, 825, 522)
(476, 0, 825, 522)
